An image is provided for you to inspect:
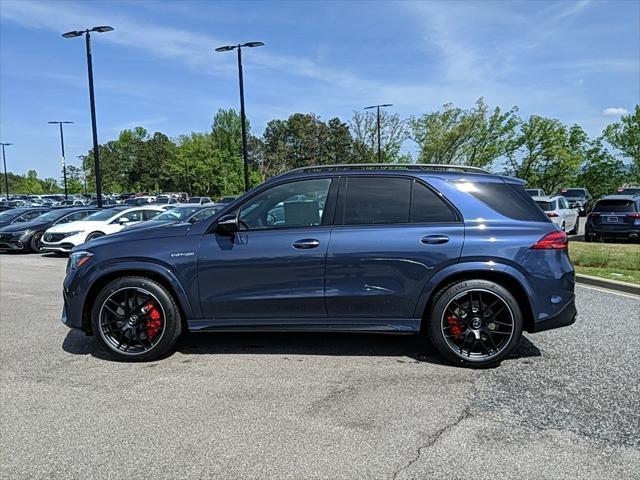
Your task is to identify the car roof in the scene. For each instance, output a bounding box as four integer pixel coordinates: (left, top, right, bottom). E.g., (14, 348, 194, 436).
(532, 196, 558, 201)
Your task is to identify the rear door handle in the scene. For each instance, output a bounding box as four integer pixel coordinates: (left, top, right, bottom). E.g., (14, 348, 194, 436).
(292, 239, 320, 249)
(421, 235, 449, 245)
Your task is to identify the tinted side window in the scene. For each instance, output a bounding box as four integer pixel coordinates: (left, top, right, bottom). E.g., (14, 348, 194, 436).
(342, 177, 411, 225)
(239, 178, 331, 230)
(462, 182, 549, 222)
(411, 181, 457, 223)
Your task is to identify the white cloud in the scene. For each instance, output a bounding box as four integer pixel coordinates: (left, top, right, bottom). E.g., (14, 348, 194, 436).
(602, 107, 628, 116)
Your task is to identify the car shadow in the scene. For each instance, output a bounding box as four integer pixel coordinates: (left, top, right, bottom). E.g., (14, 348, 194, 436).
(62, 329, 541, 366)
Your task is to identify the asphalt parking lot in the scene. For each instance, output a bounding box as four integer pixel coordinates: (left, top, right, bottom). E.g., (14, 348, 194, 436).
(1, 253, 639, 479)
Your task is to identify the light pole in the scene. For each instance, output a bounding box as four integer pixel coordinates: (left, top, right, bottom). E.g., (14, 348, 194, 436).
(0, 143, 12, 201)
(364, 103, 393, 163)
(48, 121, 74, 199)
(215, 41, 264, 193)
(62, 26, 113, 207)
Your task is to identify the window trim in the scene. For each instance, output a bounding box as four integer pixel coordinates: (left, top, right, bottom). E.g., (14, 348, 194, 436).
(334, 174, 462, 227)
(214, 176, 339, 234)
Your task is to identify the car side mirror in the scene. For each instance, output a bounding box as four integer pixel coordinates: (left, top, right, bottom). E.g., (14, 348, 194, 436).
(216, 212, 239, 235)
(118, 216, 130, 224)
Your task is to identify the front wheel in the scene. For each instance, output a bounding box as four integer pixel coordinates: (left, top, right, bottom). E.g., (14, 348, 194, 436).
(29, 231, 44, 253)
(91, 276, 182, 361)
(426, 280, 523, 368)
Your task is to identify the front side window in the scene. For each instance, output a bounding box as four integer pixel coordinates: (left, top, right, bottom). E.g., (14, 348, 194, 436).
(238, 178, 331, 230)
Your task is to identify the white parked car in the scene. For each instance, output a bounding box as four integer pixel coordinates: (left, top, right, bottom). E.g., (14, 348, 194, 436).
(533, 196, 579, 234)
(41, 206, 163, 253)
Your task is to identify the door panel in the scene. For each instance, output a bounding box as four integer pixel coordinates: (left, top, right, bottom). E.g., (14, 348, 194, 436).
(325, 224, 464, 318)
(197, 228, 330, 319)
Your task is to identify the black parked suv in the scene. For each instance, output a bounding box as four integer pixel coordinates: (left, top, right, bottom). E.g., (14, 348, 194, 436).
(559, 188, 592, 216)
(585, 195, 640, 242)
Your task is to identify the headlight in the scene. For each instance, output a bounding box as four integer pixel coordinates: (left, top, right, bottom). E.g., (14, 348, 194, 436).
(67, 250, 93, 273)
(62, 231, 84, 239)
(12, 230, 30, 238)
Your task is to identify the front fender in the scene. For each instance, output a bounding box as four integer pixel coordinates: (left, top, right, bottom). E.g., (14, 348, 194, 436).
(413, 261, 536, 319)
(81, 259, 198, 320)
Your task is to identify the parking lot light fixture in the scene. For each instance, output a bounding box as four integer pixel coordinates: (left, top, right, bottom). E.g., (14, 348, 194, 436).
(62, 26, 113, 208)
(364, 104, 393, 163)
(215, 41, 264, 192)
(0, 142, 12, 201)
(48, 121, 74, 200)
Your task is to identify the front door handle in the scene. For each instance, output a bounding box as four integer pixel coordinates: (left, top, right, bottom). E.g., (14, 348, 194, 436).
(292, 239, 320, 249)
(421, 235, 449, 245)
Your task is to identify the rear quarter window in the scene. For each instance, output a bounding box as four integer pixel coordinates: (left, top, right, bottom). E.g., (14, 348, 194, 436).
(463, 182, 550, 222)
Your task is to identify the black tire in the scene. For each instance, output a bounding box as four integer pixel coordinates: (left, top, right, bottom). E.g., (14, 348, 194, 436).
(29, 231, 45, 253)
(91, 276, 182, 361)
(568, 220, 578, 235)
(86, 232, 105, 241)
(561, 222, 566, 232)
(426, 279, 523, 368)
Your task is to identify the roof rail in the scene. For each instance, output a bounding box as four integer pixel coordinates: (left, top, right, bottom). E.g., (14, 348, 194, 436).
(280, 163, 490, 176)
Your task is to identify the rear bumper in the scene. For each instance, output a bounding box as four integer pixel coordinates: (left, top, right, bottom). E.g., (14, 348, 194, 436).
(586, 228, 640, 240)
(530, 297, 577, 333)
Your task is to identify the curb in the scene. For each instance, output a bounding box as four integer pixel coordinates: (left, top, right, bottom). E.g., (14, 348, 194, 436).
(575, 273, 640, 296)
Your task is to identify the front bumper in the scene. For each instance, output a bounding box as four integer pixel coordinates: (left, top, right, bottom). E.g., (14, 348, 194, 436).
(0, 240, 26, 251)
(530, 297, 577, 333)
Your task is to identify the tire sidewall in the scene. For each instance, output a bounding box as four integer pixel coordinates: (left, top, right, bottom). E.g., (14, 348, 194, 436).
(86, 232, 104, 241)
(91, 276, 182, 361)
(427, 280, 523, 368)
(29, 231, 44, 253)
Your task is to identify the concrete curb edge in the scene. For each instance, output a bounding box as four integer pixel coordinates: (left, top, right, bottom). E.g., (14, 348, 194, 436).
(576, 273, 640, 296)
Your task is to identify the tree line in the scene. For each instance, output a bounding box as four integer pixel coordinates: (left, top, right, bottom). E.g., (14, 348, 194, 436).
(3, 100, 638, 201)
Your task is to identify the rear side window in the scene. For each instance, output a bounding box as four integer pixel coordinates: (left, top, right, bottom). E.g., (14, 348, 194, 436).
(342, 177, 411, 225)
(339, 177, 457, 225)
(462, 182, 549, 222)
(593, 200, 637, 213)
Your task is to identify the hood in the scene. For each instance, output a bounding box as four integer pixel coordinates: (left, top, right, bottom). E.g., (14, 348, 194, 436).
(45, 220, 106, 234)
(80, 222, 191, 250)
(0, 220, 51, 233)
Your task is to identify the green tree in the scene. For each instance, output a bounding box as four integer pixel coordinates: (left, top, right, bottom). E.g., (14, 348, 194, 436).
(575, 140, 626, 200)
(506, 117, 586, 194)
(351, 110, 407, 163)
(409, 98, 520, 167)
(603, 105, 640, 182)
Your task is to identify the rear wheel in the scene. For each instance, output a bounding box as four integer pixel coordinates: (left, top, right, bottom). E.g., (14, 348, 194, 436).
(29, 231, 44, 253)
(427, 280, 523, 368)
(91, 276, 182, 361)
(568, 219, 578, 235)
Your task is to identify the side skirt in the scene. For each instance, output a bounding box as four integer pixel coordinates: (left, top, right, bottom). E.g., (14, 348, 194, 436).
(188, 318, 421, 334)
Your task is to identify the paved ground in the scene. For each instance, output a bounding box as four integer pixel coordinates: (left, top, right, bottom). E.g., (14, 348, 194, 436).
(1, 253, 638, 480)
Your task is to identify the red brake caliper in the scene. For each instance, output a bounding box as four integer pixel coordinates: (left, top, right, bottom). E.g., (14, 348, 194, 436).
(144, 302, 162, 341)
(447, 316, 464, 339)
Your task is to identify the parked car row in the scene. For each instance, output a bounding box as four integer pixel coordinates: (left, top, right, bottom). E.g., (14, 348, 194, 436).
(0, 204, 222, 254)
(526, 185, 640, 242)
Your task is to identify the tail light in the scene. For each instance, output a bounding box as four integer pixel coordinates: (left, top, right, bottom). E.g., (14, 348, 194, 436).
(531, 231, 568, 250)
(546, 212, 559, 217)
(626, 213, 640, 219)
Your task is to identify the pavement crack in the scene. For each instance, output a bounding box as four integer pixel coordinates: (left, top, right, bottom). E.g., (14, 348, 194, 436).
(391, 382, 478, 480)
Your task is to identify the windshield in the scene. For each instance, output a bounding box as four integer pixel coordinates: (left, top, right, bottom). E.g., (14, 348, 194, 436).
(155, 206, 200, 221)
(29, 210, 66, 222)
(594, 200, 636, 213)
(615, 188, 640, 195)
(560, 189, 586, 198)
(85, 208, 119, 221)
(535, 200, 555, 211)
(0, 210, 25, 220)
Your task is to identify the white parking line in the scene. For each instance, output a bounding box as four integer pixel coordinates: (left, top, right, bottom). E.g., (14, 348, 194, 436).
(576, 284, 640, 300)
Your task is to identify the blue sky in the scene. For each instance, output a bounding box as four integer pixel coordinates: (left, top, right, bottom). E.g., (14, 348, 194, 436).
(1, 0, 638, 178)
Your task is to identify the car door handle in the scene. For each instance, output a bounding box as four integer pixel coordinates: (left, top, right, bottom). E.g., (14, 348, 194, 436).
(292, 239, 320, 249)
(421, 235, 449, 245)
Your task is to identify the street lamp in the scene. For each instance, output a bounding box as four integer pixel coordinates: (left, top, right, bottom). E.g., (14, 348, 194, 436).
(215, 41, 264, 192)
(48, 121, 74, 199)
(0, 143, 12, 201)
(364, 103, 393, 163)
(62, 25, 113, 207)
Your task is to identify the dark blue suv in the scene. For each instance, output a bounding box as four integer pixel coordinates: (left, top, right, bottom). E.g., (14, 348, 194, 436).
(61, 165, 576, 367)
